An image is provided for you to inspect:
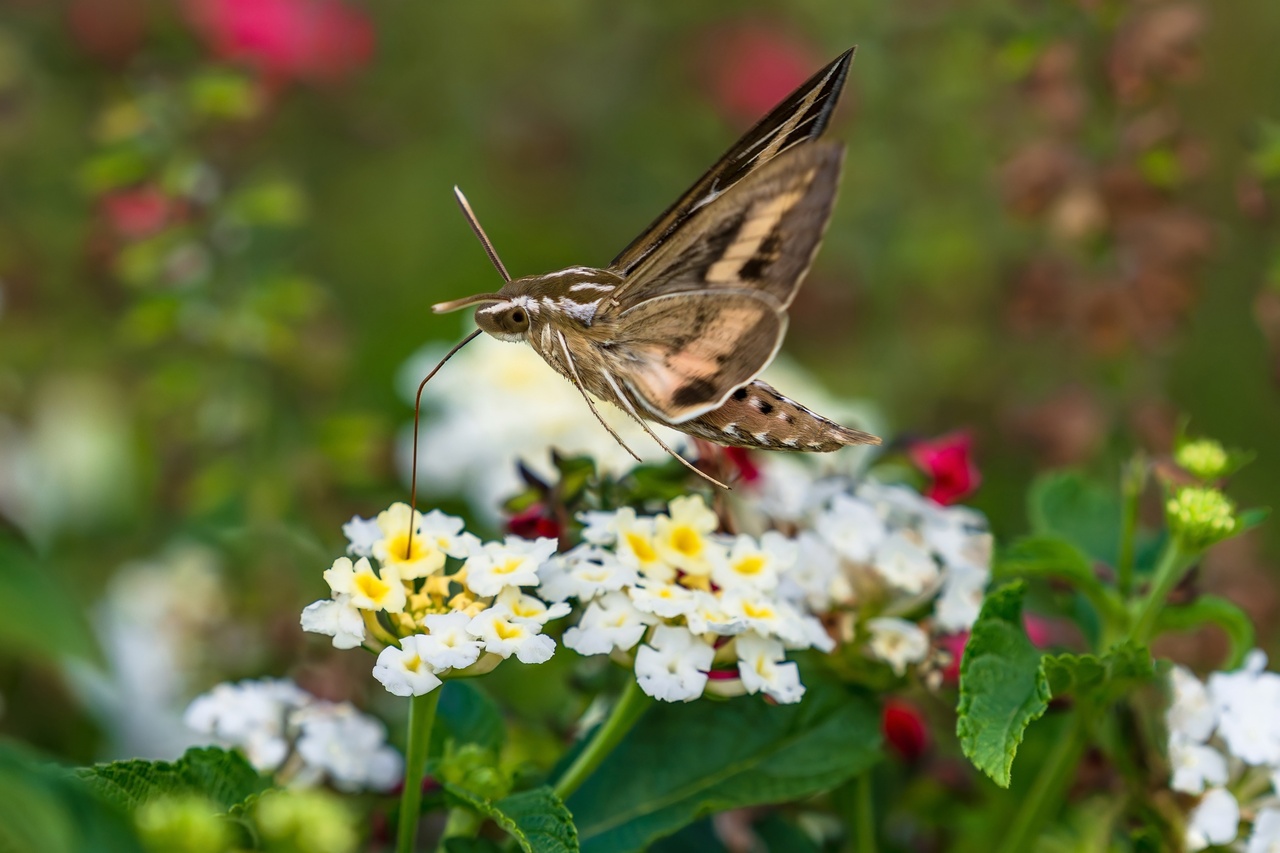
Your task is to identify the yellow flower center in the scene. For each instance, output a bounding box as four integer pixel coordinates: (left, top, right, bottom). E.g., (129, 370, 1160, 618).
(743, 601, 775, 620)
(385, 532, 428, 564)
(493, 558, 523, 576)
(403, 654, 423, 672)
(355, 572, 391, 601)
(493, 620, 523, 641)
(512, 601, 540, 618)
(671, 526, 701, 557)
(626, 532, 657, 563)
(734, 555, 766, 576)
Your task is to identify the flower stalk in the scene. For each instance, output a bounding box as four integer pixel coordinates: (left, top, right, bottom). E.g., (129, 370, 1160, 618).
(553, 679, 652, 801)
(997, 711, 1086, 853)
(397, 690, 442, 853)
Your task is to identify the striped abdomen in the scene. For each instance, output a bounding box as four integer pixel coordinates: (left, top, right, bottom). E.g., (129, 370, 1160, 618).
(677, 380, 879, 452)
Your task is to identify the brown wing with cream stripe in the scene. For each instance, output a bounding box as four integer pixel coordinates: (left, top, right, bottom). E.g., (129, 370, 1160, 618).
(603, 143, 844, 314)
(610, 290, 786, 423)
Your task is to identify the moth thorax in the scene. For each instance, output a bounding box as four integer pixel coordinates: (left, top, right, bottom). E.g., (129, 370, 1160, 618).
(475, 298, 533, 342)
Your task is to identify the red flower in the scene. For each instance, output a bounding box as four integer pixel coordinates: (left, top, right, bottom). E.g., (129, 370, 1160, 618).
(506, 504, 561, 541)
(702, 25, 819, 126)
(938, 631, 969, 685)
(100, 186, 172, 239)
(882, 698, 929, 762)
(185, 0, 374, 84)
(723, 447, 761, 484)
(909, 431, 981, 506)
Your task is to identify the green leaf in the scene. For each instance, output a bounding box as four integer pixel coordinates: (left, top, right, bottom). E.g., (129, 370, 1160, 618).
(0, 536, 97, 665)
(444, 839, 505, 853)
(568, 675, 881, 853)
(1028, 472, 1121, 566)
(957, 583, 1050, 789)
(995, 535, 1125, 624)
(1155, 595, 1256, 669)
(752, 813, 821, 853)
(0, 740, 145, 853)
(78, 747, 270, 814)
(444, 785, 578, 853)
(1041, 642, 1156, 707)
(435, 681, 506, 754)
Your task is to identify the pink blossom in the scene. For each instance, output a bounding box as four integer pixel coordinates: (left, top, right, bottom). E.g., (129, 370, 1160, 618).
(703, 25, 819, 126)
(100, 187, 173, 239)
(909, 431, 981, 506)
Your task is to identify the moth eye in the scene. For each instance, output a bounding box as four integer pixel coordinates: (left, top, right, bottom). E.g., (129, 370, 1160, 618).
(511, 309, 525, 324)
(509, 308, 528, 329)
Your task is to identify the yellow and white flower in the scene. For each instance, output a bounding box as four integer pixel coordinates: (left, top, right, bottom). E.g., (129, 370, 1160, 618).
(464, 537, 558, 598)
(735, 632, 805, 704)
(865, 617, 929, 676)
(466, 607, 556, 664)
(372, 637, 443, 696)
(634, 625, 714, 703)
(653, 495, 721, 579)
(323, 557, 406, 614)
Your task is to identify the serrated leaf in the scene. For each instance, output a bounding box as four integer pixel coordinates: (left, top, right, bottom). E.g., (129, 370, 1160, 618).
(0, 741, 145, 853)
(445, 785, 578, 853)
(434, 681, 506, 754)
(1028, 472, 1121, 565)
(1042, 642, 1156, 706)
(568, 675, 881, 853)
(1156, 595, 1256, 669)
(78, 746, 270, 814)
(957, 583, 1050, 788)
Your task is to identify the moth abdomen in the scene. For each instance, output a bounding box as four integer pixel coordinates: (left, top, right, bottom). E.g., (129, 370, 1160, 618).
(680, 380, 879, 452)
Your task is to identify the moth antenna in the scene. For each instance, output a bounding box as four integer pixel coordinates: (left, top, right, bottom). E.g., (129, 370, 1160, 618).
(406, 329, 484, 556)
(454, 186, 511, 283)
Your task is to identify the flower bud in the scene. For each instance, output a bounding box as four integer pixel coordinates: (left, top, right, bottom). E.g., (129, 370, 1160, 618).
(1175, 439, 1230, 481)
(254, 789, 358, 853)
(1166, 487, 1238, 552)
(135, 795, 230, 853)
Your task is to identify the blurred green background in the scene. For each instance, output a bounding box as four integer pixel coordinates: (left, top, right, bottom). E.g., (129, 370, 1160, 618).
(2, 0, 1279, 762)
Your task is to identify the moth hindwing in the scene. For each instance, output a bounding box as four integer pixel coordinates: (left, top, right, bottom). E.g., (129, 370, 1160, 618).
(432, 46, 879, 488)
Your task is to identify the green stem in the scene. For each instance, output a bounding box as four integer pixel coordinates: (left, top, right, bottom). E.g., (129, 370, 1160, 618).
(1117, 456, 1145, 597)
(996, 711, 1085, 853)
(1130, 542, 1194, 645)
(552, 679, 651, 801)
(398, 689, 442, 853)
(854, 770, 877, 853)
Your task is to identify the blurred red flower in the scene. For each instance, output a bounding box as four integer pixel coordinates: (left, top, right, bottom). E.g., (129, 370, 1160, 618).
(506, 504, 561, 541)
(185, 0, 374, 84)
(723, 447, 761, 484)
(100, 186, 172, 238)
(882, 698, 929, 762)
(938, 631, 969, 685)
(909, 431, 980, 506)
(703, 25, 818, 126)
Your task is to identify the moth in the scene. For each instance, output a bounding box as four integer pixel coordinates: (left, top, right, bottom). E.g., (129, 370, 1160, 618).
(431, 46, 879, 489)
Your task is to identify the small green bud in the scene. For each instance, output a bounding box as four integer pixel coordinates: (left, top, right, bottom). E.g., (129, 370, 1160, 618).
(254, 789, 358, 853)
(1166, 487, 1239, 552)
(437, 742, 511, 801)
(135, 795, 230, 853)
(1175, 439, 1230, 480)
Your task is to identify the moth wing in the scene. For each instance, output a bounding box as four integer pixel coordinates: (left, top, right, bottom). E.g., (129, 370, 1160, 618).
(609, 47, 854, 277)
(603, 142, 843, 314)
(610, 289, 786, 424)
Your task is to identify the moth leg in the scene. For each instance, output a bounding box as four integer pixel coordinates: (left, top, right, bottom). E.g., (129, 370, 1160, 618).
(555, 332, 643, 464)
(599, 371, 730, 491)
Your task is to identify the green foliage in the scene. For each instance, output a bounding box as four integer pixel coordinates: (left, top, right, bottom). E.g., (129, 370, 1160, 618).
(1028, 472, 1122, 567)
(444, 784, 578, 853)
(0, 533, 97, 665)
(568, 676, 880, 853)
(435, 681, 507, 754)
(0, 741, 145, 853)
(995, 534, 1124, 626)
(79, 747, 270, 815)
(1155, 595, 1256, 669)
(957, 583, 1050, 789)
(1041, 643, 1156, 707)
(252, 789, 359, 853)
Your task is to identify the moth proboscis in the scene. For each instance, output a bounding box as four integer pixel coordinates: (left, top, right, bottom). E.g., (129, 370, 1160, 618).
(414, 45, 879, 504)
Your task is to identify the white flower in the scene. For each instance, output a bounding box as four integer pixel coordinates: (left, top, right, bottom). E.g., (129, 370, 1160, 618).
(323, 557, 406, 614)
(538, 545, 637, 603)
(866, 617, 929, 676)
(815, 493, 885, 563)
(736, 633, 805, 704)
(777, 531, 851, 612)
(1186, 787, 1240, 851)
(563, 592, 656, 655)
(933, 561, 988, 633)
(1208, 650, 1280, 765)
(1248, 807, 1280, 853)
(184, 679, 310, 771)
(342, 516, 382, 556)
(369, 503, 470, 580)
(871, 531, 939, 594)
(577, 510, 618, 546)
(653, 495, 721, 578)
(300, 596, 367, 650)
(1169, 735, 1229, 794)
(372, 637, 443, 697)
(1168, 665, 1216, 743)
(416, 612, 485, 671)
(629, 581, 701, 619)
(711, 533, 792, 592)
(719, 592, 830, 651)
(294, 703, 403, 793)
(495, 587, 571, 625)
(466, 607, 556, 664)
(683, 592, 747, 637)
(611, 507, 673, 581)
(464, 537, 558, 597)
(634, 625, 714, 703)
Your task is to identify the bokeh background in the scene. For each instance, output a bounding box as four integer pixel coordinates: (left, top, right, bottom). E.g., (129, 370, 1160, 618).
(2, 0, 1279, 767)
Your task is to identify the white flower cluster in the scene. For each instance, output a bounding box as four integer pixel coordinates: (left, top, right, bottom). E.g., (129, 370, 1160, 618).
(1166, 651, 1280, 851)
(541, 494, 834, 704)
(300, 503, 566, 697)
(185, 679, 402, 793)
(745, 457, 992, 676)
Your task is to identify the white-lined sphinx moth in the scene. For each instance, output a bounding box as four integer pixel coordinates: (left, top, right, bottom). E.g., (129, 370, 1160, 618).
(432, 46, 879, 488)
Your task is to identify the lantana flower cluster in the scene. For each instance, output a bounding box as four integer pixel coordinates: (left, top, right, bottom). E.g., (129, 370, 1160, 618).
(184, 678, 402, 793)
(1166, 651, 1280, 851)
(301, 503, 566, 697)
(744, 456, 993, 680)
(541, 494, 833, 704)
